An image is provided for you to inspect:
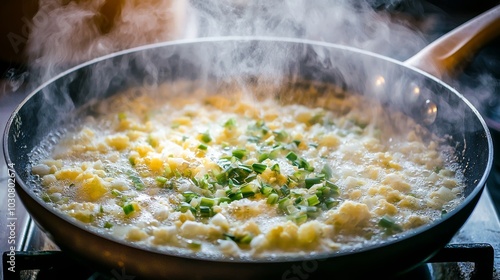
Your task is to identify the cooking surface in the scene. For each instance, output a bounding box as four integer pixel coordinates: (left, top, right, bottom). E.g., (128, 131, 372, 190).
(1, 1, 500, 279)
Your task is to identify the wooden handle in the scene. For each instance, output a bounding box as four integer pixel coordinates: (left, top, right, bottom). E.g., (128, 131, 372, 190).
(404, 5, 500, 79)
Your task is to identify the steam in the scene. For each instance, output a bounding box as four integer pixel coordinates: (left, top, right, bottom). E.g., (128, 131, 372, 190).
(24, 0, 434, 82)
(19, 0, 499, 141)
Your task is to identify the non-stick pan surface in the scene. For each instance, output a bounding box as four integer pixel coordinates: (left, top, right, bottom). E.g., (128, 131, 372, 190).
(3, 6, 498, 280)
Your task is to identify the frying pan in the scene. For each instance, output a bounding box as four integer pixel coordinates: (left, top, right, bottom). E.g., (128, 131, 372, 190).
(3, 5, 499, 280)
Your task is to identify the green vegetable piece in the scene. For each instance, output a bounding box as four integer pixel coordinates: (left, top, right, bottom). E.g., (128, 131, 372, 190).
(267, 193, 279, 204)
(104, 222, 113, 229)
(232, 149, 247, 159)
(307, 195, 320, 206)
(200, 197, 216, 207)
(156, 176, 168, 184)
(252, 163, 267, 174)
(129, 175, 145, 190)
(286, 151, 298, 161)
(123, 204, 135, 215)
(258, 153, 269, 162)
(240, 184, 256, 198)
(199, 206, 213, 217)
(200, 132, 212, 143)
(305, 177, 323, 188)
(378, 215, 402, 232)
(198, 144, 208, 150)
(224, 118, 236, 128)
(321, 165, 334, 180)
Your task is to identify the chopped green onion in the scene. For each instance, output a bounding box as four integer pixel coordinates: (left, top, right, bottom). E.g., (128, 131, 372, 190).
(280, 185, 290, 196)
(218, 197, 232, 204)
(286, 151, 298, 161)
(305, 177, 323, 188)
(325, 181, 340, 196)
(321, 165, 334, 180)
(269, 147, 282, 159)
(307, 195, 320, 206)
(118, 112, 127, 120)
(216, 172, 228, 184)
(156, 176, 168, 184)
(224, 118, 236, 128)
(297, 158, 314, 172)
(199, 206, 213, 217)
(290, 213, 308, 224)
(227, 190, 243, 201)
(239, 234, 253, 244)
(260, 185, 274, 196)
(104, 221, 113, 229)
(240, 184, 256, 198)
(186, 240, 202, 250)
(232, 149, 247, 159)
(325, 197, 339, 209)
(129, 175, 145, 190)
(267, 193, 279, 205)
(271, 163, 280, 173)
(182, 191, 198, 202)
(248, 136, 261, 143)
(123, 204, 135, 215)
(292, 139, 301, 147)
(252, 163, 267, 174)
(129, 157, 136, 166)
(198, 143, 208, 150)
(111, 189, 122, 196)
(200, 132, 212, 143)
(274, 130, 289, 142)
(200, 197, 216, 207)
(258, 153, 269, 162)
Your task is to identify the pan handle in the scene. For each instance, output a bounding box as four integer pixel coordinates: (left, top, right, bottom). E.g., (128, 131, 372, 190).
(404, 5, 500, 79)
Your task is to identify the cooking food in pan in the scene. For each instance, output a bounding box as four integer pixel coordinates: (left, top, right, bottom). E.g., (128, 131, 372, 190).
(29, 81, 466, 259)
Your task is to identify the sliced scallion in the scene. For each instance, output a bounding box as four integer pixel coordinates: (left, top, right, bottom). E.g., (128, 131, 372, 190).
(123, 204, 135, 215)
(252, 163, 267, 174)
(267, 193, 279, 205)
(305, 177, 323, 189)
(307, 195, 320, 206)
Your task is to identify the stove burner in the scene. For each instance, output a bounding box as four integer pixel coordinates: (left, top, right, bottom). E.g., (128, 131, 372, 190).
(2, 243, 494, 280)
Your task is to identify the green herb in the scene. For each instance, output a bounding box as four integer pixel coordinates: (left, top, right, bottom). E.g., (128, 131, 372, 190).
(224, 118, 236, 128)
(199, 206, 213, 217)
(232, 149, 247, 159)
(252, 163, 267, 174)
(200, 132, 212, 143)
(182, 191, 198, 202)
(200, 197, 216, 207)
(306, 195, 320, 206)
(103, 221, 113, 229)
(258, 153, 269, 162)
(286, 151, 298, 161)
(198, 143, 208, 150)
(118, 112, 127, 120)
(267, 193, 279, 204)
(378, 215, 402, 232)
(240, 184, 256, 198)
(129, 175, 145, 190)
(321, 165, 333, 180)
(156, 176, 168, 184)
(123, 204, 135, 215)
(305, 177, 323, 188)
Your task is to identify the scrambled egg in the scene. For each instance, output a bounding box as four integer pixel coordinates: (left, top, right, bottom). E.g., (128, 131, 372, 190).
(30, 82, 464, 258)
